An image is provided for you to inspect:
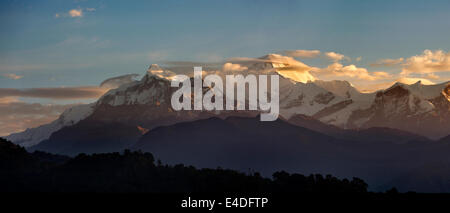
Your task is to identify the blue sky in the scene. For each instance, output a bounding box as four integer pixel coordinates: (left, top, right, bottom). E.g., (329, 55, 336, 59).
(1, 0, 450, 89)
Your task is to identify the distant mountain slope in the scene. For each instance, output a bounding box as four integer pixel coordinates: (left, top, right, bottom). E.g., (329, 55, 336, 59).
(286, 114, 431, 144)
(29, 121, 143, 156)
(132, 116, 449, 192)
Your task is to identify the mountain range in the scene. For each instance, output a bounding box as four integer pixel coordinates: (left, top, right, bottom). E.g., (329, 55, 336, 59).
(4, 55, 450, 192)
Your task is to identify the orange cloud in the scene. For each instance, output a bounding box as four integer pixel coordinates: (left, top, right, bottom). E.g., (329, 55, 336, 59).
(312, 62, 391, 81)
(222, 63, 248, 72)
(324, 52, 346, 62)
(370, 58, 404, 67)
(401, 49, 450, 75)
(69, 9, 83, 17)
(0, 87, 108, 100)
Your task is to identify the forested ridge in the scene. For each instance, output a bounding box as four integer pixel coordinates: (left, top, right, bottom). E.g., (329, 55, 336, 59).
(0, 137, 370, 193)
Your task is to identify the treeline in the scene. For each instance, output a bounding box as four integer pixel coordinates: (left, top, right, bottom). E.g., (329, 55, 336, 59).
(0, 137, 368, 193)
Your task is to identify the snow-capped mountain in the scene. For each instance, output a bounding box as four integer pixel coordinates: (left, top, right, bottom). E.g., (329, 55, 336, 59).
(5, 103, 95, 147)
(346, 80, 450, 139)
(5, 56, 450, 147)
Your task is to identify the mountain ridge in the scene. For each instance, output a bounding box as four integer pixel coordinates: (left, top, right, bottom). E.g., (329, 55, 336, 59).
(6, 58, 450, 146)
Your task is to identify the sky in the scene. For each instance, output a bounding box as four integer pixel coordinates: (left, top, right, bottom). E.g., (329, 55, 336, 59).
(1, 0, 450, 135)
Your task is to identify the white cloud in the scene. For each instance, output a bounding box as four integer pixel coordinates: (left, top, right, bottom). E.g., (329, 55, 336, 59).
(55, 7, 95, 19)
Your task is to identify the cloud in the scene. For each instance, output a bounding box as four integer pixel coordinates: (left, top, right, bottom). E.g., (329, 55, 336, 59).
(324, 52, 346, 62)
(282, 50, 321, 58)
(401, 49, 450, 75)
(0, 101, 78, 136)
(0, 87, 108, 100)
(228, 54, 310, 69)
(370, 58, 404, 67)
(312, 62, 391, 81)
(55, 7, 95, 19)
(160, 61, 222, 74)
(100, 74, 140, 89)
(426, 73, 440, 80)
(397, 77, 435, 85)
(2, 73, 23, 80)
(162, 61, 222, 67)
(222, 63, 248, 72)
(355, 56, 362, 62)
(229, 54, 315, 83)
(0, 97, 18, 104)
(69, 9, 83, 17)
(353, 77, 438, 93)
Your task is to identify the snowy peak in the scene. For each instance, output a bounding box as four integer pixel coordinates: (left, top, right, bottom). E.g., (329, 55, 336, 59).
(146, 64, 176, 80)
(254, 54, 315, 83)
(312, 80, 358, 98)
(97, 72, 171, 107)
(386, 80, 450, 100)
(148, 64, 163, 72)
(5, 59, 450, 147)
(5, 103, 95, 147)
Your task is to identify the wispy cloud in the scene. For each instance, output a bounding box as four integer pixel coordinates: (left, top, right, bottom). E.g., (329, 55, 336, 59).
(2, 73, 23, 80)
(282, 50, 321, 58)
(0, 64, 49, 72)
(0, 87, 108, 100)
(100, 74, 140, 89)
(0, 101, 78, 136)
(370, 58, 404, 67)
(228, 54, 315, 83)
